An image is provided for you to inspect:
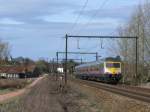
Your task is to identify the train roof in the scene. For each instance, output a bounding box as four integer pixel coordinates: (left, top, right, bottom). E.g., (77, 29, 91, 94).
(75, 56, 121, 69)
(75, 60, 104, 69)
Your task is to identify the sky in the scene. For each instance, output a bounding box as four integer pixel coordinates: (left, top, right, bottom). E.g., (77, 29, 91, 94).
(0, 0, 142, 61)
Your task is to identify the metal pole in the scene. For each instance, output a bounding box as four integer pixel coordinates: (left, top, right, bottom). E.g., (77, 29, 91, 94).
(81, 58, 83, 64)
(56, 52, 58, 70)
(52, 58, 55, 73)
(135, 37, 138, 80)
(65, 34, 68, 85)
(56, 52, 59, 80)
(67, 35, 137, 38)
(96, 52, 98, 61)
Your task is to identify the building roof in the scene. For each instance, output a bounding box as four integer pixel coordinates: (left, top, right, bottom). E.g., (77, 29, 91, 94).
(0, 65, 35, 74)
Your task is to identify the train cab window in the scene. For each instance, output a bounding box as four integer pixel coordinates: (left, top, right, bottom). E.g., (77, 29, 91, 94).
(106, 63, 120, 68)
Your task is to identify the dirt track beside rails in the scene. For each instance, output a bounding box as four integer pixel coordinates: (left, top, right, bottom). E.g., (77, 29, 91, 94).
(1, 76, 150, 112)
(0, 76, 81, 112)
(0, 76, 43, 103)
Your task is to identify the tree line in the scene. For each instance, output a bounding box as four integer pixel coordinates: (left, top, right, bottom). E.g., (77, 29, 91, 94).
(115, 1, 150, 84)
(0, 39, 50, 75)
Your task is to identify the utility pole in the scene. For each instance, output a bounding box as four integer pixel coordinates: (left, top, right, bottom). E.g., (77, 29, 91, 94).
(81, 58, 83, 64)
(56, 52, 58, 69)
(56, 52, 59, 79)
(65, 34, 68, 85)
(135, 37, 138, 81)
(52, 58, 55, 73)
(96, 52, 98, 61)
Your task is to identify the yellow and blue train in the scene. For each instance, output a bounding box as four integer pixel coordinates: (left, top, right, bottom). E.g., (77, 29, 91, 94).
(75, 57, 122, 83)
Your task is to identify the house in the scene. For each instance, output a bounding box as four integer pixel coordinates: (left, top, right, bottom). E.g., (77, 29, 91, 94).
(0, 65, 36, 78)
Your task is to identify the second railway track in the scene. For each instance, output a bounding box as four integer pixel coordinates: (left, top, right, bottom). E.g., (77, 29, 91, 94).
(73, 79, 150, 103)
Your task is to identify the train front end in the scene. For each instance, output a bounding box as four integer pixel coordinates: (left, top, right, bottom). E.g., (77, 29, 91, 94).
(104, 61, 122, 82)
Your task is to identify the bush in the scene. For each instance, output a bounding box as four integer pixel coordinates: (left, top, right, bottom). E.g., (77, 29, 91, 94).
(0, 79, 31, 89)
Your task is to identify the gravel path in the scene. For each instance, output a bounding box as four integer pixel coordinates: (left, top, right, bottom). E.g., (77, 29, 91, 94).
(2, 76, 149, 112)
(0, 76, 80, 112)
(0, 76, 43, 103)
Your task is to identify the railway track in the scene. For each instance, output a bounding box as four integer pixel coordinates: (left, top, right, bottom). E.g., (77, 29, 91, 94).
(73, 79, 150, 103)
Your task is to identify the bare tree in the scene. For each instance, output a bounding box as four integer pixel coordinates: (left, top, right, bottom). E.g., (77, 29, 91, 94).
(116, 1, 150, 84)
(0, 39, 11, 64)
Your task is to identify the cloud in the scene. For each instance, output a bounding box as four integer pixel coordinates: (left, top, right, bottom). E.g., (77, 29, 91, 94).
(0, 0, 80, 24)
(0, 21, 71, 40)
(0, 18, 24, 25)
(74, 5, 136, 21)
(0, 0, 142, 59)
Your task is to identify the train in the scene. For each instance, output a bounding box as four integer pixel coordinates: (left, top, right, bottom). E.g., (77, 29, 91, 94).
(75, 57, 122, 84)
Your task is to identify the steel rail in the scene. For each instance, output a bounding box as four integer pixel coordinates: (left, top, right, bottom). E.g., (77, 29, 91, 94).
(74, 79, 150, 103)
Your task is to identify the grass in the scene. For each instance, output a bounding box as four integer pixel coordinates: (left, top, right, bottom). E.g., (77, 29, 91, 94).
(0, 79, 33, 94)
(1, 76, 149, 112)
(0, 96, 22, 112)
(0, 88, 16, 95)
(0, 76, 81, 112)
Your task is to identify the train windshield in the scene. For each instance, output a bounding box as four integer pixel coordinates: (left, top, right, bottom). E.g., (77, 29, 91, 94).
(106, 63, 120, 68)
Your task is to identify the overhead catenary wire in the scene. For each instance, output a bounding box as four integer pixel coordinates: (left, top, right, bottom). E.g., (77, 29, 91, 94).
(69, 0, 89, 34)
(72, 0, 110, 52)
(63, 0, 111, 63)
(75, 0, 110, 35)
(75, 30, 114, 51)
(68, 0, 89, 51)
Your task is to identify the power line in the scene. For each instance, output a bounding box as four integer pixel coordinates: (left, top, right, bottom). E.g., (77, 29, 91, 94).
(75, 32, 111, 51)
(75, 0, 110, 35)
(72, 0, 109, 52)
(69, 0, 89, 34)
